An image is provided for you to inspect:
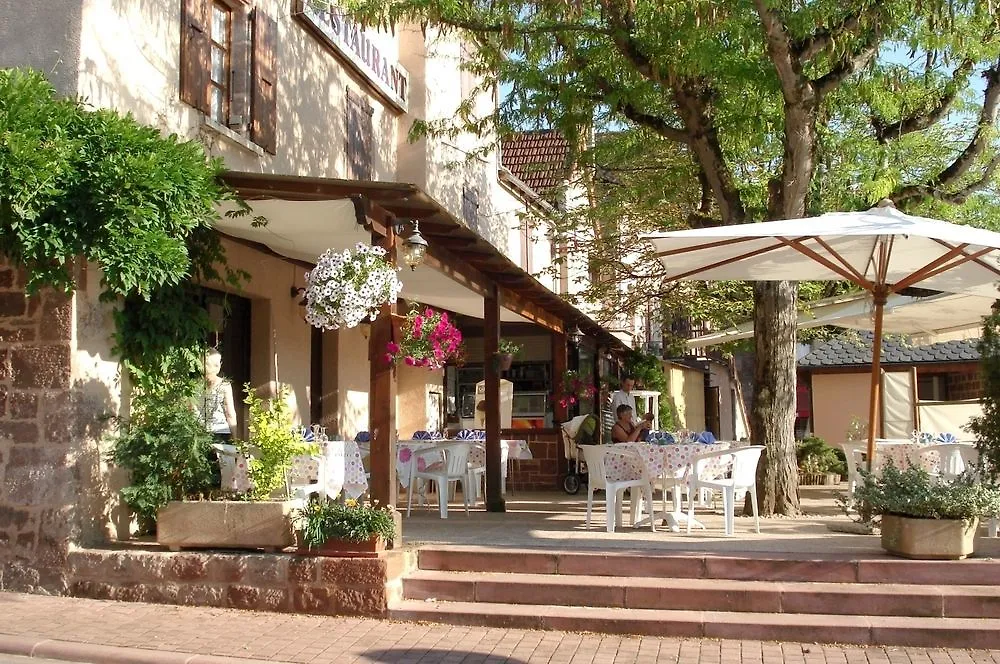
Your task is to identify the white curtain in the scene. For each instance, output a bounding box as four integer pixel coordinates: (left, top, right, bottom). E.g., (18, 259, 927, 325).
(917, 399, 981, 437)
(882, 371, 914, 439)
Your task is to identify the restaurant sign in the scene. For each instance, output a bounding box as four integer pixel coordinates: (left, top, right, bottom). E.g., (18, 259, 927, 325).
(295, 1, 410, 112)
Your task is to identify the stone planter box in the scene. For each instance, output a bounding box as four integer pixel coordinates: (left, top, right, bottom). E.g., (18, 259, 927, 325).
(880, 513, 979, 560)
(157, 500, 303, 552)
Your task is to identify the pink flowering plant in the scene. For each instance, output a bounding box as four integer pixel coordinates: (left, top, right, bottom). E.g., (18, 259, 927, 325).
(554, 370, 597, 409)
(385, 306, 464, 370)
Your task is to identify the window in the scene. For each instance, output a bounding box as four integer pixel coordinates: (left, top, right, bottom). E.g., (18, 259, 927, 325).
(462, 186, 480, 226)
(346, 89, 374, 180)
(917, 373, 949, 401)
(460, 42, 476, 100)
(209, 2, 232, 125)
(180, 0, 277, 154)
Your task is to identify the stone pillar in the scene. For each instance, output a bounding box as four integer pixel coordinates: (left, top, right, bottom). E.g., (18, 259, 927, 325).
(0, 258, 76, 593)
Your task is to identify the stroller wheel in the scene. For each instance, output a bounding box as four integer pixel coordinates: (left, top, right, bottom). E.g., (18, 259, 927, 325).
(562, 474, 581, 495)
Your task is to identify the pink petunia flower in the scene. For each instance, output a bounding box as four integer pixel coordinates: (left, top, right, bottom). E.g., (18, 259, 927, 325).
(386, 341, 400, 353)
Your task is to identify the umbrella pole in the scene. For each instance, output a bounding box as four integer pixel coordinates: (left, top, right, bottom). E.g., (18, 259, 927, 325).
(865, 288, 889, 471)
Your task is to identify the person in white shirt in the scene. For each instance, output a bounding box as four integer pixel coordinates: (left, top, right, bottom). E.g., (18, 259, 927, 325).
(610, 376, 637, 426)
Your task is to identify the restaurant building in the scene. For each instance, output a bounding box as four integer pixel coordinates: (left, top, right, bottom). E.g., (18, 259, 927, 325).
(0, 0, 635, 592)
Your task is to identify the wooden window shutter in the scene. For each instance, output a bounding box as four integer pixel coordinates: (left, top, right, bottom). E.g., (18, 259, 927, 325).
(250, 8, 278, 154)
(180, 0, 212, 114)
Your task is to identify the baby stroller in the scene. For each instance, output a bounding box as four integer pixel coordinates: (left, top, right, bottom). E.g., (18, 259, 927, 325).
(560, 414, 599, 494)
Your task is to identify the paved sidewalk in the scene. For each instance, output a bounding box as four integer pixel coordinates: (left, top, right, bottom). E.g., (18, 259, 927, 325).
(2, 592, 1000, 664)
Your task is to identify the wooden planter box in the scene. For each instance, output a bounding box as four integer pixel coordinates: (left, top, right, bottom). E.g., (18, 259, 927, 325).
(299, 536, 385, 558)
(157, 500, 302, 552)
(880, 513, 979, 560)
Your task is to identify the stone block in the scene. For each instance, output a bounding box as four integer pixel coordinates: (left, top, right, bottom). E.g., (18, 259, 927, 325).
(157, 500, 302, 551)
(0, 349, 8, 380)
(0, 506, 32, 531)
(70, 580, 115, 600)
(288, 556, 319, 584)
(0, 422, 40, 444)
(3, 446, 73, 504)
(10, 346, 71, 389)
(115, 583, 149, 602)
(2, 560, 41, 592)
(0, 327, 35, 343)
(242, 554, 289, 585)
(9, 392, 38, 419)
(293, 586, 337, 614)
(328, 558, 388, 587)
(0, 269, 14, 289)
(177, 584, 226, 607)
(226, 584, 261, 610)
(0, 293, 27, 317)
(40, 294, 72, 341)
(333, 587, 386, 616)
(205, 555, 245, 583)
(0, 386, 6, 417)
(168, 553, 209, 581)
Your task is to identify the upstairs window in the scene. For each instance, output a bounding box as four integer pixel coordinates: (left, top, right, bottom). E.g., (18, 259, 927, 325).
(462, 186, 480, 226)
(180, 0, 277, 154)
(346, 89, 374, 180)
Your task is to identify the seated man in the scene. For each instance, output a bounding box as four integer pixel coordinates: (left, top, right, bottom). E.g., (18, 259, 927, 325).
(611, 404, 648, 443)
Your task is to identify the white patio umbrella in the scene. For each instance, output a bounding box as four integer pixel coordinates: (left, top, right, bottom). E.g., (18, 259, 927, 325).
(645, 200, 1000, 464)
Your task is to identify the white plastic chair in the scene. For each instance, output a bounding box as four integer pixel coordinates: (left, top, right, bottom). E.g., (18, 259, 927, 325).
(687, 445, 764, 536)
(407, 442, 474, 519)
(211, 443, 253, 494)
(916, 443, 970, 480)
(287, 451, 330, 501)
(582, 445, 655, 533)
(468, 441, 510, 503)
(839, 441, 867, 493)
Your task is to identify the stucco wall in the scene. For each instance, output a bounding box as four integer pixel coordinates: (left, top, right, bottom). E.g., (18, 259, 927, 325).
(74, 0, 399, 180)
(0, 0, 83, 96)
(811, 372, 873, 445)
(396, 365, 444, 437)
(335, 326, 370, 440)
(668, 364, 705, 431)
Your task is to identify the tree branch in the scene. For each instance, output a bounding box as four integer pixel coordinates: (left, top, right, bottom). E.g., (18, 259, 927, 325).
(814, 28, 881, 97)
(793, 9, 869, 62)
(892, 61, 1000, 205)
(872, 58, 975, 143)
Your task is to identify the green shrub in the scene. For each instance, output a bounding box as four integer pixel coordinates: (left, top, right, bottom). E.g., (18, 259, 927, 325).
(796, 435, 846, 475)
(239, 384, 316, 501)
(295, 498, 395, 546)
(110, 390, 215, 529)
(851, 461, 1000, 522)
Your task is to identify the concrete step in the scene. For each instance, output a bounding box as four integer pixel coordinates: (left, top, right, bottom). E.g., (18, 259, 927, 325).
(403, 570, 1000, 618)
(390, 599, 1000, 648)
(416, 545, 1000, 585)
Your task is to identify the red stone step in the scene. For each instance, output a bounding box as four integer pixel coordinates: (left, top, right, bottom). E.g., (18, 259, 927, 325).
(402, 570, 1000, 618)
(415, 545, 1000, 585)
(389, 599, 1000, 648)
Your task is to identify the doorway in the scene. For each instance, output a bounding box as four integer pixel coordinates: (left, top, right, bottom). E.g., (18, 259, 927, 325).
(202, 288, 252, 437)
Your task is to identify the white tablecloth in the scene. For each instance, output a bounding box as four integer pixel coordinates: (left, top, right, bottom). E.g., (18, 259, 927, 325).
(290, 440, 368, 500)
(396, 439, 530, 489)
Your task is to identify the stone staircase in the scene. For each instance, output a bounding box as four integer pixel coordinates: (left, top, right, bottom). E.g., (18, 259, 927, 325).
(390, 545, 1000, 647)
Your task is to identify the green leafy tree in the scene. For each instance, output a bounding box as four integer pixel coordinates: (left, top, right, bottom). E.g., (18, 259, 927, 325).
(969, 302, 1000, 481)
(240, 384, 318, 501)
(337, 0, 1000, 515)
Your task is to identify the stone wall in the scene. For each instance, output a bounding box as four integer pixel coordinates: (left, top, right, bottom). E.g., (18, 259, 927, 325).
(69, 548, 416, 617)
(0, 259, 79, 594)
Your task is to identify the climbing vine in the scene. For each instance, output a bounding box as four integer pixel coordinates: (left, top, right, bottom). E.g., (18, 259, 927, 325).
(0, 68, 247, 392)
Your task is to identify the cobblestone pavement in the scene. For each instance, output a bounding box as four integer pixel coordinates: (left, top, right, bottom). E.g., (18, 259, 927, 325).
(2, 592, 1000, 664)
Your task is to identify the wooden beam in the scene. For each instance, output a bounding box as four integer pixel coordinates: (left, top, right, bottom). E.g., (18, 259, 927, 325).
(500, 288, 565, 333)
(779, 237, 874, 291)
(369, 226, 398, 509)
(423, 244, 491, 298)
(484, 284, 505, 512)
(552, 331, 569, 424)
(889, 242, 971, 293)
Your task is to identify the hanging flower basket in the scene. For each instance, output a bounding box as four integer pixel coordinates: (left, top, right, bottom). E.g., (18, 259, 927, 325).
(553, 370, 597, 409)
(303, 243, 402, 330)
(385, 306, 464, 370)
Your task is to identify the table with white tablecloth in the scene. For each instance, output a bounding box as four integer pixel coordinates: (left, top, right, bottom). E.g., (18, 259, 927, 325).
(289, 440, 368, 500)
(395, 439, 531, 494)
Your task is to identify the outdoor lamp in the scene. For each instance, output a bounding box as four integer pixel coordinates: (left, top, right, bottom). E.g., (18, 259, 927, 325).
(400, 220, 428, 270)
(569, 323, 584, 345)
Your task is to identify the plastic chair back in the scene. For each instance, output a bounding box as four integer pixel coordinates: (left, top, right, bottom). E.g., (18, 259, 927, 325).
(445, 442, 472, 476)
(581, 444, 610, 491)
(354, 431, 371, 443)
(730, 446, 765, 487)
(412, 430, 433, 440)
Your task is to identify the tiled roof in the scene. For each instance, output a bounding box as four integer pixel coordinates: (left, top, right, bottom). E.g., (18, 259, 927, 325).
(500, 130, 571, 197)
(799, 331, 980, 368)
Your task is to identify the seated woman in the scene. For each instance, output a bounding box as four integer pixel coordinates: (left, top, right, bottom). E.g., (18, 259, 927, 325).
(611, 404, 648, 443)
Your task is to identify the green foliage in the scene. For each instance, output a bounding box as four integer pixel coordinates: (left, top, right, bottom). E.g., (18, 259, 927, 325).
(796, 435, 846, 476)
(850, 461, 1000, 522)
(295, 497, 396, 546)
(109, 391, 216, 528)
(498, 338, 522, 355)
(968, 301, 1000, 481)
(240, 384, 317, 501)
(0, 68, 248, 395)
(623, 350, 675, 427)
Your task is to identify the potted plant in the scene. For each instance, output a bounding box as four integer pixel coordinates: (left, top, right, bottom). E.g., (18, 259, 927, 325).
(156, 384, 319, 551)
(851, 462, 1000, 560)
(796, 435, 846, 485)
(295, 498, 396, 557)
(303, 243, 403, 330)
(385, 305, 464, 370)
(495, 339, 522, 371)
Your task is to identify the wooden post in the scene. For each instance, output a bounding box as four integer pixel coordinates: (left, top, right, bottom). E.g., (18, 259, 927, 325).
(369, 226, 398, 508)
(484, 284, 505, 512)
(865, 287, 889, 471)
(552, 331, 568, 423)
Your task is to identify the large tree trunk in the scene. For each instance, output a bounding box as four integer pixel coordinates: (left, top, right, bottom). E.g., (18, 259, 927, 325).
(748, 280, 801, 516)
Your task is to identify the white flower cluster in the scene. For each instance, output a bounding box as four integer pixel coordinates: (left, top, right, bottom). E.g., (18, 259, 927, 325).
(304, 243, 403, 330)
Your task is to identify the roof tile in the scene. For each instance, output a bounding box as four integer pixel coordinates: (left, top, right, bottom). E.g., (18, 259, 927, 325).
(501, 130, 571, 197)
(799, 331, 980, 368)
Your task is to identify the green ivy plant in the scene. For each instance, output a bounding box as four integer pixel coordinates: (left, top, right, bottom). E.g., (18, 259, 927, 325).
(295, 498, 395, 546)
(109, 392, 216, 530)
(968, 301, 1000, 482)
(240, 384, 317, 501)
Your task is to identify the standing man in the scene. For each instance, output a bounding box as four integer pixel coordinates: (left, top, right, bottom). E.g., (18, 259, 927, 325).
(610, 376, 638, 426)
